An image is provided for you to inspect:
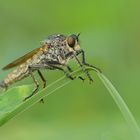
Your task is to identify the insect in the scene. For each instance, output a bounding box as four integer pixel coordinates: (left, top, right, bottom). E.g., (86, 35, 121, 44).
(0, 34, 101, 101)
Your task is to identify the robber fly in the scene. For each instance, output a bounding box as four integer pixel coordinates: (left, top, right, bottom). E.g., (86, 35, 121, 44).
(0, 34, 101, 101)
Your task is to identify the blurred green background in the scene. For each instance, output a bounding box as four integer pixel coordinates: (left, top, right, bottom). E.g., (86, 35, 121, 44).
(0, 0, 140, 140)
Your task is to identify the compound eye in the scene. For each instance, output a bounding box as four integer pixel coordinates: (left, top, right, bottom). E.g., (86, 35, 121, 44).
(67, 36, 76, 48)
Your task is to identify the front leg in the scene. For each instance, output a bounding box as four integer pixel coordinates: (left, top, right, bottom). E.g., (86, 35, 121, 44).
(73, 51, 94, 82)
(66, 65, 85, 82)
(79, 50, 102, 73)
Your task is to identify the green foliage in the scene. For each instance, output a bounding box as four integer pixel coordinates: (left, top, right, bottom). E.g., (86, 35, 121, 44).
(97, 73, 140, 140)
(0, 68, 90, 126)
(0, 67, 140, 140)
(0, 0, 140, 139)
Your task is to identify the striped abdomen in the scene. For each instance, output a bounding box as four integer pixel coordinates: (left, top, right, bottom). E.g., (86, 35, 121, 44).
(0, 46, 47, 89)
(1, 62, 30, 88)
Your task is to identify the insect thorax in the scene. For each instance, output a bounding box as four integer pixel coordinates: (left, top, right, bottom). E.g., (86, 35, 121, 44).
(41, 34, 74, 64)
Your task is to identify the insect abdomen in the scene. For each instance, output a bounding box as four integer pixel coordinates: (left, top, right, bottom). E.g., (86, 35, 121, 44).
(0, 47, 46, 89)
(2, 64, 29, 88)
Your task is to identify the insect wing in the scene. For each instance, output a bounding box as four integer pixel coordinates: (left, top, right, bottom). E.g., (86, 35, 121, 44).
(2, 47, 41, 70)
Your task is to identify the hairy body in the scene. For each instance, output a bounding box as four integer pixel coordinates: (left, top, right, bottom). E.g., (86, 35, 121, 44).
(0, 34, 100, 100)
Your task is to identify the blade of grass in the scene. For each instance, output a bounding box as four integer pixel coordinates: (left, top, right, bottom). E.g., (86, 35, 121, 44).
(0, 68, 84, 126)
(0, 66, 140, 140)
(96, 71, 140, 140)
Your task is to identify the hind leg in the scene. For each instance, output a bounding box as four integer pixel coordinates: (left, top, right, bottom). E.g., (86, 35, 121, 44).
(37, 70, 46, 103)
(23, 65, 48, 102)
(23, 68, 39, 101)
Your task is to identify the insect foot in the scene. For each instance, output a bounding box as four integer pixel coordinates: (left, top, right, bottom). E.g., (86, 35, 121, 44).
(78, 76, 85, 82)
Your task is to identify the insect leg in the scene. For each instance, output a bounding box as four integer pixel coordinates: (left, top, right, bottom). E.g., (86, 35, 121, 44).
(38, 70, 46, 88)
(26, 65, 49, 87)
(37, 70, 47, 103)
(54, 66, 76, 80)
(66, 65, 85, 82)
(47, 61, 83, 81)
(48, 64, 76, 80)
(24, 67, 39, 101)
(66, 65, 73, 72)
(79, 50, 102, 73)
(26, 65, 48, 102)
(73, 53, 94, 82)
(45, 61, 76, 80)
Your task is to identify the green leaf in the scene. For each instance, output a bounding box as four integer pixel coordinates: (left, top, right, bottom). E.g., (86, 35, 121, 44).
(0, 68, 87, 126)
(0, 67, 140, 140)
(96, 71, 140, 140)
